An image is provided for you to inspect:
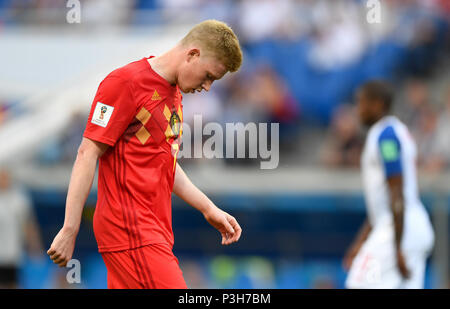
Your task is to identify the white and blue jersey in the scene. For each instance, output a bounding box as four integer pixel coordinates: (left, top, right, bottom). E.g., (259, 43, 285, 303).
(346, 115, 434, 289)
(361, 115, 424, 227)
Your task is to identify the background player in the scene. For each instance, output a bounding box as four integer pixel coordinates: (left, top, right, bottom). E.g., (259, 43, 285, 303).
(343, 80, 435, 289)
(47, 20, 243, 289)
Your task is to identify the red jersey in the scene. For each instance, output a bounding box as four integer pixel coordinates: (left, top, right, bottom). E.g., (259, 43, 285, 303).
(83, 56, 183, 253)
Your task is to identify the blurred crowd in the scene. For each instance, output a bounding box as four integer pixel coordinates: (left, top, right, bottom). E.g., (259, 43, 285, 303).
(0, 0, 449, 172)
(0, 167, 43, 288)
(0, 100, 17, 127)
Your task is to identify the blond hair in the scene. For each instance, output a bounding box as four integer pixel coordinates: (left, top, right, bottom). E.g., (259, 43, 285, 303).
(181, 20, 243, 73)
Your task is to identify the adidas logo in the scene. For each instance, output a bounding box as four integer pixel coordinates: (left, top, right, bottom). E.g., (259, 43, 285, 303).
(151, 90, 162, 101)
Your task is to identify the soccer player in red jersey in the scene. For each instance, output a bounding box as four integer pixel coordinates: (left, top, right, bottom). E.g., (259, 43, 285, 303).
(47, 20, 243, 289)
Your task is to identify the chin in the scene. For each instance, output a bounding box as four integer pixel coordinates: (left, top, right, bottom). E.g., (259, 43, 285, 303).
(362, 118, 374, 127)
(179, 86, 189, 94)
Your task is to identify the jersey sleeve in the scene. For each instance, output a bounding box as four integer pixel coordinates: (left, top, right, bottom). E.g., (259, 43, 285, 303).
(378, 126, 402, 178)
(83, 76, 137, 146)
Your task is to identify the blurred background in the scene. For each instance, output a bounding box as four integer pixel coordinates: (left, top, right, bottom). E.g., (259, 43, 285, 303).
(0, 0, 449, 288)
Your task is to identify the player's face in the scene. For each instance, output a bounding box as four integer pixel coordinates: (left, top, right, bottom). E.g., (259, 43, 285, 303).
(356, 91, 377, 126)
(177, 49, 227, 94)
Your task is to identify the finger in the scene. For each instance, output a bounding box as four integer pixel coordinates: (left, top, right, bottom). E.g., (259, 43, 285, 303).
(53, 256, 66, 264)
(224, 232, 233, 245)
(58, 260, 68, 268)
(228, 217, 242, 243)
(232, 224, 242, 243)
(223, 218, 235, 235)
(222, 232, 233, 245)
(50, 253, 61, 261)
(47, 248, 55, 255)
(221, 232, 227, 245)
(225, 233, 232, 245)
(226, 234, 235, 244)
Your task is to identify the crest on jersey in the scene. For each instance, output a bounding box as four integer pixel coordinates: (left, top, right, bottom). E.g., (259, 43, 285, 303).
(170, 111, 181, 138)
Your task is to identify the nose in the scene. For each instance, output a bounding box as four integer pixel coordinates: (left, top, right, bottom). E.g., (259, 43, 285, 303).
(202, 81, 211, 92)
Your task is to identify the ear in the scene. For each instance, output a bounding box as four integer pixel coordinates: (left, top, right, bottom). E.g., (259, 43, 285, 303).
(187, 48, 200, 62)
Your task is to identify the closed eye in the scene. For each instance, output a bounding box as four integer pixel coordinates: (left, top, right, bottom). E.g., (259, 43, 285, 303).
(206, 72, 218, 81)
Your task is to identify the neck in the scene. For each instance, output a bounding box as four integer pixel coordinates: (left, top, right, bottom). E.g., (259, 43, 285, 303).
(148, 45, 181, 85)
(371, 113, 388, 126)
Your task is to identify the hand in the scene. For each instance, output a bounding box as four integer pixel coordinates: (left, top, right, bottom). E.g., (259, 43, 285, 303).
(343, 244, 360, 271)
(47, 227, 77, 267)
(203, 205, 242, 245)
(396, 249, 410, 279)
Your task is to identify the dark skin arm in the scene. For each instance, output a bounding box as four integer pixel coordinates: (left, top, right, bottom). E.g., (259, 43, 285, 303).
(387, 174, 410, 279)
(343, 219, 372, 270)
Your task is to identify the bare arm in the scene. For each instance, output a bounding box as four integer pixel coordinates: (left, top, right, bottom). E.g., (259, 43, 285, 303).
(47, 137, 108, 266)
(353, 219, 372, 248)
(173, 163, 215, 214)
(173, 163, 242, 245)
(62, 138, 108, 233)
(387, 175, 404, 251)
(387, 174, 410, 278)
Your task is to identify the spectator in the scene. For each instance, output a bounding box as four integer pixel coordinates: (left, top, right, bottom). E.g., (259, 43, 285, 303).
(237, 0, 294, 43)
(308, 0, 366, 70)
(423, 84, 450, 172)
(397, 79, 432, 136)
(415, 104, 439, 168)
(320, 104, 364, 168)
(397, 79, 441, 168)
(245, 65, 300, 149)
(0, 104, 6, 126)
(0, 167, 43, 288)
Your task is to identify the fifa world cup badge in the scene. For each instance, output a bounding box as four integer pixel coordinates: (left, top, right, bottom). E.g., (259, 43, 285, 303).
(100, 106, 108, 120)
(170, 111, 181, 138)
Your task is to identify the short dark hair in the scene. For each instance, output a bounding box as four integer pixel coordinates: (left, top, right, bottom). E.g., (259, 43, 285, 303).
(359, 80, 394, 111)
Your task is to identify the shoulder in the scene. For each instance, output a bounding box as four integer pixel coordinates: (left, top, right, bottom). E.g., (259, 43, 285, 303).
(376, 122, 403, 165)
(378, 124, 398, 141)
(103, 58, 149, 88)
(371, 117, 403, 142)
(377, 121, 402, 151)
(365, 119, 401, 155)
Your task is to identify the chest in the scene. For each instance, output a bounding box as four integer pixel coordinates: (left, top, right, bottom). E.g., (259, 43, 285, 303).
(131, 88, 183, 147)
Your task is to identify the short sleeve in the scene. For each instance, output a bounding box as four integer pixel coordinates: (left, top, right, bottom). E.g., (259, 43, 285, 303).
(83, 76, 137, 146)
(378, 126, 402, 178)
